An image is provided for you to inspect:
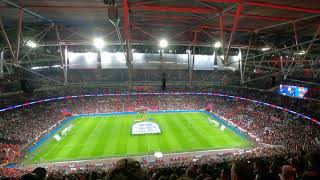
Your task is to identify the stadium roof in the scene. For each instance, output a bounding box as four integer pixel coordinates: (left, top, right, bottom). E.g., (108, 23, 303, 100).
(1, 0, 320, 45)
(0, 0, 320, 85)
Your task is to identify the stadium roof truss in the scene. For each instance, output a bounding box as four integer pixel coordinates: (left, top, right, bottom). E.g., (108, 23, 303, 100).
(0, 0, 320, 86)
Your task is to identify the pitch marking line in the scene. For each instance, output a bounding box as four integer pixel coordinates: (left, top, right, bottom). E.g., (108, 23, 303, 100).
(26, 147, 254, 167)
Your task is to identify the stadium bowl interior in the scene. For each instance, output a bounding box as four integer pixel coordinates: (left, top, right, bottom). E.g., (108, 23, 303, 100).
(0, 0, 320, 179)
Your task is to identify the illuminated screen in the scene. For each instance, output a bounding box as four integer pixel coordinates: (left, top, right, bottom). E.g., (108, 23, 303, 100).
(278, 84, 308, 98)
(68, 52, 98, 69)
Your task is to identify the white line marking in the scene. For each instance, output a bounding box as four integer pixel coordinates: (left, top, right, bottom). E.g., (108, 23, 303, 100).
(26, 147, 254, 167)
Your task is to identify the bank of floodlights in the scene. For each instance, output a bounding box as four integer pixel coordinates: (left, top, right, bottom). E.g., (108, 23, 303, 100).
(26, 40, 37, 48)
(214, 41, 222, 48)
(159, 39, 168, 49)
(93, 38, 105, 49)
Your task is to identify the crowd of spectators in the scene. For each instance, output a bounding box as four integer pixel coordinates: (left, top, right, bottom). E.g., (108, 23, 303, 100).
(0, 86, 319, 179)
(0, 143, 20, 165)
(0, 92, 319, 148)
(209, 99, 320, 152)
(2, 150, 320, 179)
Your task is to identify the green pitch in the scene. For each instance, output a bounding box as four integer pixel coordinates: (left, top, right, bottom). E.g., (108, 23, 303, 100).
(26, 112, 252, 164)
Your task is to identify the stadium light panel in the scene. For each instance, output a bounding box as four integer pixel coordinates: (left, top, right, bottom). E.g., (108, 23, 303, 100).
(261, 46, 271, 51)
(214, 41, 222, 48)
(26, 40, 37, 48)
(294, 50, 306, 55)
(93, 38, 105, 49)
(159, 39, 168, 48)
(299, 51, 306, 55)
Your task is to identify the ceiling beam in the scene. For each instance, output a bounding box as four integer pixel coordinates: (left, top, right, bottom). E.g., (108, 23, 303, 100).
(132, 22, 253, 32)
(1, 0, 54, 23)
(201, 25, 253, 32)
(133, 15, 203, 20)
(131, 5, 217, 14)
(123, 0, 133, 88)
(0, 3, 292, 22)
(129, 0, 158, 6)
(199, 0, 320, 13)
(225, 4, 243, 63)
(134, 12, 290, 22)
(131, 5, 292, 22)
(245, 1, 320, 14)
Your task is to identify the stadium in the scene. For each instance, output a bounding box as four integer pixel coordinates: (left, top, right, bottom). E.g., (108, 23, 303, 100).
(0, 0, 320, 179)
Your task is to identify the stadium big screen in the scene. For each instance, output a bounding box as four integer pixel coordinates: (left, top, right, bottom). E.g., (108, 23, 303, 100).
(278, 84, 308, 98)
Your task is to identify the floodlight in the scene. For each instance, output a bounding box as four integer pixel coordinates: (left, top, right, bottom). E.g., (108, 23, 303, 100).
(214, 41, 222, 48)
(299, 51, 306, 55)
(261, 46, 271, 51)
(93, 38, 105, 49)
(294, 50, 306, 55)
(26, 40, 37, 48)
(159, 39, 168, 48)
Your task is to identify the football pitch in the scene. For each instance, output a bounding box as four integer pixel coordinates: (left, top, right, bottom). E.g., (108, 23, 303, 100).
(26, 111, 252, 164)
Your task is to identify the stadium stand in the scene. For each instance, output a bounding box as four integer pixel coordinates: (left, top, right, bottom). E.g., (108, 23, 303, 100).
(0, 88, 319, 178)
(1, 0, 320, 179)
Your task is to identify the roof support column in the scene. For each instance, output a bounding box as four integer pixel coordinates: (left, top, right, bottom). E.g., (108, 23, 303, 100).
(241, 33, 253, 84)
(124, 0, 133, 90)
(0, 18, 16, 63)
(225, 4, 242, 64)
(190, 46, 196, 87)
(187, 47, 191, 86)
(219, 15, 225, 62)
(284, 22, 299, 79)
(64, 45, 68, 84)
(0, 50, 3, 77)
(292, 22, 299, 49)
(239, 48, 243, 83)
(55, 25, 67, 85)
(190, 30, 199, 87)
(16, 9, 23, 61)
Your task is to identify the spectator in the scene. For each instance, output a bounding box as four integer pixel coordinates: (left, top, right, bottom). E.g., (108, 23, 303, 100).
(231, 161, 253, 180)
(269, 159, 281, 180)
(32, 167, 47, 180)
(105, 158, 151, 180)
(21, 173, 40, 180)
(301, 152, 320, 180)
(220, 168, 231, 180)
(254, 159, 270, 180)
(279, 165, 296, 180)
(169, 174, 178, 180)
